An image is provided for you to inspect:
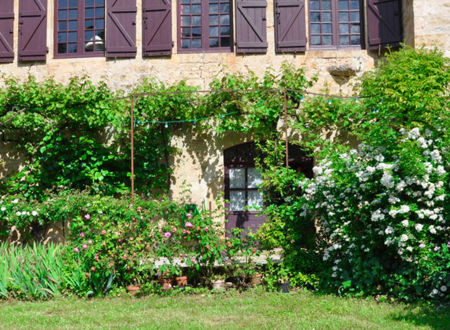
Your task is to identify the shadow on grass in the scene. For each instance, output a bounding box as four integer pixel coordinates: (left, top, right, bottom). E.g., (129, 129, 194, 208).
(389, 304, 450, 329)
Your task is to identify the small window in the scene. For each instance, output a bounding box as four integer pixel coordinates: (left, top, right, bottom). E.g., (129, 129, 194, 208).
(309, 0, 362, 48)
(178, 0, 233, 52)
(55, 0, 105, 57)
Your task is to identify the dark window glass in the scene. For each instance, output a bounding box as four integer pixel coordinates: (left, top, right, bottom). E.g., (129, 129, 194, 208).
(56, 0, 105, 57)
(309, 0, 362, 48)
(179, 0, 232, 52)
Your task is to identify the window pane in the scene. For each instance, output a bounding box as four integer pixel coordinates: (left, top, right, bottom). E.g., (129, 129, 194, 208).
(220, 3, 230, 13)
(351, 35, 360, 45)
(182, 28, 191, 37)
(86, 19, 94, 29)
(68, 31, 77, 42)
(58, 43, 67, 53)
(96, 0, 105, 5)
(192, 27, 202, 36)
(58, 10, 67, 19)
(69, 21, 77, 30)
(322, 12, 331, 22)
(58, 21, 67, 31)
(209, 26, 218, 37)
(311, 35, 321, 45)
(209, 4, 218, 14)
(230, 168, 245, 188)
(322, 23, 332, 33)
(350, 23, 360, 34)
(95, 30, 104, 39)
(340, 36, 349, 45)
(69, 0, 77, 7)
(95, 7, 104, 18)
(182, 39, 190, 48)
(247, 168, 262, 188)
(350, 12, 360, 21)
(339, 24, 348, 34)
(230, 191, 245, 211)
(310, 24, 320, 34)
(220, 37, 231, 47)
(181, 0, 190, 3)
(192, 5, 201, 14)
(69, 9, 77, 19)
(310, 1, 319, 10)
(339, 0, 348, 10)
(220, 15, 230, 25)
(192, 38, 202, 48)
(192, 0, 201, 2)
(58, 32, 67, 42)
(94, 42, 105, 51)
(322, 0, 331, 10)
(86, 0, 94, 6)
(220, 26, 230, 36)
(192, 16, 201, 25)
(182, 16, 190, 26)
(323, 35, 332, 45)
(59, 0, 67, 9)
(86, 8, 94, 18)
(248, 191, 263, 211)
(95, 18, 104, 29)
(310, 12, 320, 22)
(209, 15, 218, 25)
(182, 5, 190, 14)
(209, 38, 219, 47)
(68, 43, 77, 53)
(339, 12, 349, 22)
(350, 0, 359, 9)
(85, 31, 94, 41)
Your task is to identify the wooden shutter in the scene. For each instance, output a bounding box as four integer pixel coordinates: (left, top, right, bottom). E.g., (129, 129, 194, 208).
(106, 0, 137, 58)
(235, 0, 267, 54)
(18, 0, 47, 62)
(0, 1, 14, 63)
(367, 0, 402, 51)
(274, 0, 306, 53)
(142, 0, 172, 56)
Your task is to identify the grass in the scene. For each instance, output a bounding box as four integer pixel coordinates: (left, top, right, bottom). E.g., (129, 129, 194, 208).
(0, 289, 448, 329)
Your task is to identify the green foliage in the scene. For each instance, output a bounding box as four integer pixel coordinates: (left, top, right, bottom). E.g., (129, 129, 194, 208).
(0, 243, 63, 299)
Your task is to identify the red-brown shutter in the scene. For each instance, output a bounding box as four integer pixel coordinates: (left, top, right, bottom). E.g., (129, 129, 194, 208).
(106, 0, 137, 58)
(18, 0, 47, 62)
(235, 0, 267, 54)
(274, 0, 306, 53)
(142, 0, 172, 56)
(367, 0, 402, 51)
(0, 1, 14, 63)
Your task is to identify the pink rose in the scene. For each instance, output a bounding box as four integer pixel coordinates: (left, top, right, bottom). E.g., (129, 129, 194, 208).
(172, 227, 177, 233)
(185, 222, 193, 228)
(164, 232, 171, 238)
(101, 230, 107, 235)
(182, 229, 187, 234)
(80, 232, 85, 238)
(73, 247, 79, 253)
(186, 213, 192, 219)
(84, 214, 91, 220)
(204, 227, 209, 232)
(82, 244, 88, 250)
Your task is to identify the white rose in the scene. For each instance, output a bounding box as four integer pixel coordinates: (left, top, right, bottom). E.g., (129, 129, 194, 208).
(400, 234, 409, 242)
(1, 207, 5, 211)
(32, 211, 38, 216)
(415, 223, 423, 232)
(441, 286, 447, 292)
(401, 220, 409, 227)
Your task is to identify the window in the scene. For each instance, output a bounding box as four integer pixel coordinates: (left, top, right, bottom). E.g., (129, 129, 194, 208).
(229, 167, 263, 211)
(309, 0, 362, 48)
(178, 0, 232, 52)
(55, 0, 105, 57)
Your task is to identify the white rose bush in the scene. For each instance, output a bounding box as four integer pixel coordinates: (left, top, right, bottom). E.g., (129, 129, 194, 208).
(299, 127, 448, 301)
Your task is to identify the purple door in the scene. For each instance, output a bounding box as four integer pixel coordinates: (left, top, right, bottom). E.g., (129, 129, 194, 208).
(224, 143, 266, 235)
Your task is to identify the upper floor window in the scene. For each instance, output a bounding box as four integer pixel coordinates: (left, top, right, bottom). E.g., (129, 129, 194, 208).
(309, 0, 362, 48)
(178, 0, 233, 52)
(56, 0, 105, 57)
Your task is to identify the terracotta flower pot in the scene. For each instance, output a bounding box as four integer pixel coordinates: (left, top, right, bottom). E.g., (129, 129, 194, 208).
(175, 275, 188, 287)
(126, 285, 141, 296)
(249, 273, 263, 286)
(159, 278, 174, 291)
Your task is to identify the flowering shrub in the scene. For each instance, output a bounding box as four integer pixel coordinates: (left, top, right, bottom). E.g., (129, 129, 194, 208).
(299, 127, 448, 301)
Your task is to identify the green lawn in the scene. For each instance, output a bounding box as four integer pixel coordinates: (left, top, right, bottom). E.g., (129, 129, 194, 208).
(0, 289, 448, 329)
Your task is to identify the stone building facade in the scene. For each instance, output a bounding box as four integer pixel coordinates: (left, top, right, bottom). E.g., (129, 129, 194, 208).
(0, 0, 448, 231)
